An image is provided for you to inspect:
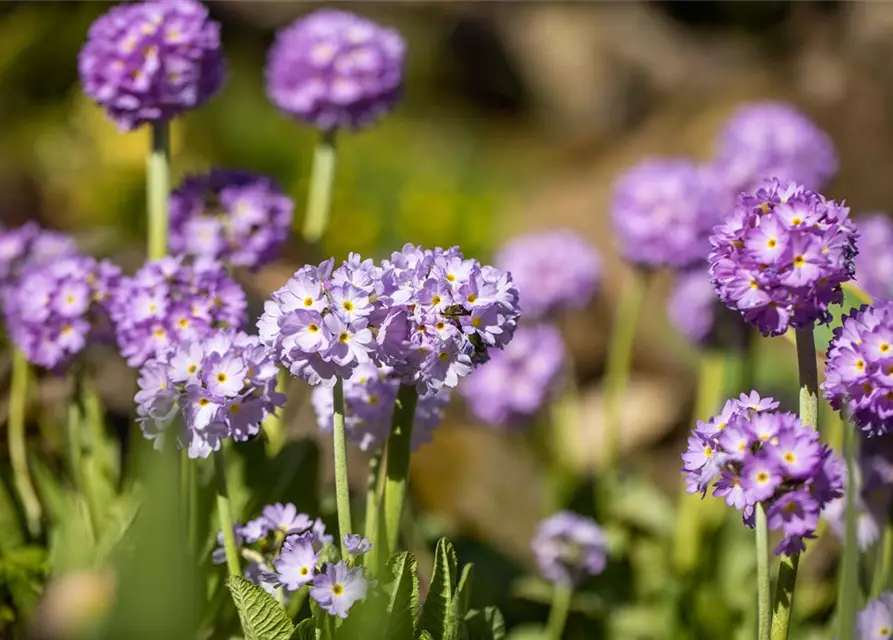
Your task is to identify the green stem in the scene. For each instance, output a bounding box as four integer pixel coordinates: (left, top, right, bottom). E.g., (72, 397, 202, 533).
(147, 120, 171, 261)
(68, 388, 100, 540)
(756, 503, 771, 640)
(546, 584, 573, 640)
(263, 368, 287, 456)
(770, 327, 817, 639)
(301, 130, 337, 243)
(364, 446, 384, 570)
(8, 349, 40, 536)
(212, 448, 240, 577)
(382, 384, 419, 557)
(332, 377, 353, 558)
(839, 418, 859, 640)
(872, 524, 893, 599)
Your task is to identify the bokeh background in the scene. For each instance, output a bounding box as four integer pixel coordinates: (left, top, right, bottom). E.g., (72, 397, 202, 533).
(3, 1, 893, 638)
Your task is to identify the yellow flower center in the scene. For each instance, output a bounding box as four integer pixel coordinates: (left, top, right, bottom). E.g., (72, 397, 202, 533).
(471, 317, 482, 328)
(304, 297, 314, 307)
(882, 343, 891, 353)
(431, 295, 441, 306)
(783, 452, 796, 464)
(766, 238, 777, 249)
(332, 584, 344, 596)
(217, 373, 227, 383)
(791, 217, 803, 226)
(300, 567, 310, 576)
(756, 471, 770, 484)
(339, 332, 350, 343)
(467, 293, 477, 303)
(857, 360, 866, 371)
(199, 398, 210, 407)
(308, 324, 319, 333)
(793, 255, 805, 268)
(446, 274, 456, 282)
(343, 301, 354, 312)
(188, 364, 197, 374)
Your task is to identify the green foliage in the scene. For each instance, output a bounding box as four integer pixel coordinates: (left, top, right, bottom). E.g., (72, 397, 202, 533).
(227, 575, 295, 640)
(292, 618, 317, 640)
(420, 538, 459, 639)
(384, 552, 420, 640)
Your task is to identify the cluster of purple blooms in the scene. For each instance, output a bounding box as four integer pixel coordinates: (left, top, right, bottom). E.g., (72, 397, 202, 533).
(311, 362, 449, 451)
(708, 179, 858, 337)
(856, 591, 893, 639)
(532, 511, 607, 586)
(214, 502, 368, 618)
(823, 302, 893, 435)
(0, 223, 78, 302)
(682, 391, 843, 555)
(461, 323, 565, 428)
(266, 9, 405, 132)
(168, 170, 294, 269)
(6, 254, 120, 370)
(494, 230, 601, 318)
(135, 329, 283, 459)
(78, 0, 225, 131)
(854, 214, 893, 302)
(110, 256, 246, 367)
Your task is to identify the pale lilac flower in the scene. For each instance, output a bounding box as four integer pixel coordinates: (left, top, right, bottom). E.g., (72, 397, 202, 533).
(262, 503, 313, 534)
(342, 533, 372, 556)
(273, 532, 319, 592)
(532, 511, 607, 586)
(856, 592, 893, 639)
(310, 562, 368, 618)
(854, 214, 893, 301)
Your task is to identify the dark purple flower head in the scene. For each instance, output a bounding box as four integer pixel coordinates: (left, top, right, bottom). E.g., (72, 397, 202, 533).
(713, 101, 837, 195)
(78, 0, 225, 131)
(310, 561, 368, 618)
(611, 159, 721, 269)
(265, 9, 405, 132)
(708, 179, 858, 337)
(169, 170, 294, 269)
(856, 592, 893, 639)
(311, 362, 448, 451)
(343, 533, 372, 556)
(494, 229, 601, 318)
(460, 323, 565, 428)
(854, 214, 893, 301)
(681, 391, 843, 555)
(134, 329, 284, 458)
(110, 255, 246, 367)
(6, 254, 120, 371)
(532, 511, 607, 586)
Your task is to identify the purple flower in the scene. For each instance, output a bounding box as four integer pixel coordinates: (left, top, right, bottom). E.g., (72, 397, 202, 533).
(611, 160, 721, 269)
(460, 323, 565, 428)
(110, 256, 246, 367)
(240, 517, 270, 544)
(532, 511, 607, 586)
(854, 214, 893, 301)
(681, 391, 843, 555)
(265, 9, 405, 132)
(856, 592, 893, 639)
(494, 230, 601, 319)
(343, 533, 372, 556)
(0, 223, 78, 292)
(311, 362, 449, 451)
(262, 503, 313, 535)
(309, 562, 368, 618)
(712, 101, 837, 196)
(212, 524, 245, 565)
(78, 0, 225, 131)
(708, 179, 858, 337)
(169, 170, 294, 269)
(667, 266, 747, 347)
(273, 532, 319, 592)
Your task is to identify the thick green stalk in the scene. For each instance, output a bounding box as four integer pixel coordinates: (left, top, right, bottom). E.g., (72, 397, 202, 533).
(8, 349, 40, 536)
(147, 120, 170, 261)
(364, 446, 384, 571)
(262, 368, 287, 456)
(872, 524, 893, 599)
(68, 393, 100, 539)
(382, 384, 419, 557)
(301, 130, 337, 243)
(212, 448, 240, 576)
(838, 419, 858, 640)
(333, 377, 353, 558)
(756, 503, 771, 640)
(770, 327, 817, 639)
(546, 584, 573, 640)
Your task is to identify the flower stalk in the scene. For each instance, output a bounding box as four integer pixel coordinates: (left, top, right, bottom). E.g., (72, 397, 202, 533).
(838, 412, 858, 640)
(8, 348, 41, 536)
(546, 584, 573, 640)
(212, 448, 240, 576)
(382, 383, 419, 557)
(147, 120, 170, 261)
(364, 446, 385, 573)
(756, 503, 771, 640)
(302, 130, 337, 243)
(333, 377, 353, 559)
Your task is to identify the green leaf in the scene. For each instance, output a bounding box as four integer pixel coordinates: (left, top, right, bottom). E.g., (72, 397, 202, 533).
(814, 287, 865, 354)
(226, 575, 295, 640)
(463, 607, 505, 640)
(419, 538, 458, 640)
(418, 632, 435, 640)
(385, 552, 420, 640)
(455, 563, 474, 617)
(291, 618, 318, 640)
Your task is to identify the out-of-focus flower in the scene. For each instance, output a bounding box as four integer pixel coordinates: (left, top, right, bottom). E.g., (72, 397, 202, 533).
(856, 591, 893, 639)
(0, 223, 78, 291)
(310, 561, 368, 618)
(78, 0, 225, 131)
(343, 533, 372, 556)
(667, 266, 746, 347)
(266, 9, 405, 132)
(854, 214, 893, 301)
(110, 256, 246, 367)
(708, 179, 857, 337)
(169, 170, 294, 269)
(262, 502, 313, 535)
(460, 323, 565, 428)
(532, 511, 607, 586)
(494, 229, 601, 319)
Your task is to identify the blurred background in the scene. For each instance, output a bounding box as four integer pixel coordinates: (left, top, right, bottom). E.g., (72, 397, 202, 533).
(3, 1, 893, 638)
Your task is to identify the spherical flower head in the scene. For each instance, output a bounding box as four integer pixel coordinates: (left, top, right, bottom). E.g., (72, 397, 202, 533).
(169, 170, 294, 269)
(854, 214, 893, 301)
(134, 329, 284, 459)
(343, 533, 372, 556)
(708, 179, 858, 337)
(713, 101, 837, 195)
(110, 255, 246, 367)
(667, 266, 747, 347)
(5, 254, 121, 371)
(78, 0, 225, 131)
(494, 229, 601, 319)
(0, 223, 78, 308)
(611, 159, 721, 269)
(532, 511, 607, 586)
(310, 561, 368, 618)
(265, 9, 405, 132)
(311, 362, 449, 452)
(681, 391, 843, 555)
(460, 322, 565, 428)
(856, 592, 893, 639)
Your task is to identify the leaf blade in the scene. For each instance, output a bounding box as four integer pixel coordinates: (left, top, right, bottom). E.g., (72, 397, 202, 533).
(227, 575, 295, 640)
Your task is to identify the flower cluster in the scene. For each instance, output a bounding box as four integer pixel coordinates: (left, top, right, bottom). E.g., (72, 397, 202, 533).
(857, 592, 893, 639)
(169, 170, 294, 269)
(265, 9, 405, 131)
(6, 254, 120, 370)
(854, 214, 893, 301)
(532, 511, 607, 586)
(0, 223, 78, 299)
(713, 101, 837, 195)
(822, 302, 893, 435)
(213, 503, 368, 618)
(611, 159, 720, 269)
(494, 229, 601, 319)
(682, 391, 843, 555)
(135, 329, 283, 458)
(667, 267, 745, 347)
(110, 256, 246, 367)
(708, 179, 858, 337)
(311, 362, 449, 451)
(460, 323, 565, 428)
(78, 0, 225, 131)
